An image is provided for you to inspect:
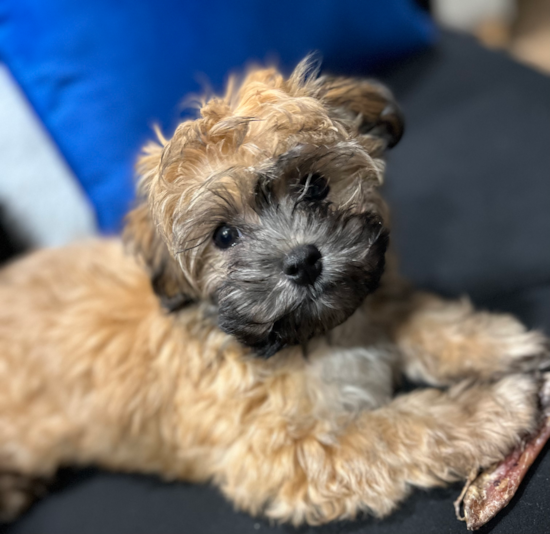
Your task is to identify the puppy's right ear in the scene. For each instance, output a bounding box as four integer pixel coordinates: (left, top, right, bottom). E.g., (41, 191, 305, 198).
(319, 76, 404, 150)
(123, 143, 195, 312)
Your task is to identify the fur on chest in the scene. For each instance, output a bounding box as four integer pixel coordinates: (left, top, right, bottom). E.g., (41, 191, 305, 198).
(304, 340, 396, 417)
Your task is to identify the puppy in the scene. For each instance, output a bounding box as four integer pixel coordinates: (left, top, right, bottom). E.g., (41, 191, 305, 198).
(0, 58, 548, 525)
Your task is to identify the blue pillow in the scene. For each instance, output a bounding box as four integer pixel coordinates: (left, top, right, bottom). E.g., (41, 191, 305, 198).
(0, 0, 435, 233)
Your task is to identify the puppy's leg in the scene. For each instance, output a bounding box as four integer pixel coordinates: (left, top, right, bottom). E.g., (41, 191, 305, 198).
(377, 291, 549, 385)
(217, 374, 539, 525)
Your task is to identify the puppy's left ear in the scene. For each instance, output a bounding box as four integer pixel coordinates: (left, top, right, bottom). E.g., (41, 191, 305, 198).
(319, 76, 404, 149)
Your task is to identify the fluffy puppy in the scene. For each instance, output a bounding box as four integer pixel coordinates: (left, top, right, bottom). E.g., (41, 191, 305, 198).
(0, 58, 548, 525)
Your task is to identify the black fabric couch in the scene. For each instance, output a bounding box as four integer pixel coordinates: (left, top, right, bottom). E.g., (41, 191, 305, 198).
(2, 31, 549, 534)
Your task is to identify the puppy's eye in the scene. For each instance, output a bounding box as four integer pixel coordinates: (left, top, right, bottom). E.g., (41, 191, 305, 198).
(213, 224, 240, 249)
(301, 173, 329, 201)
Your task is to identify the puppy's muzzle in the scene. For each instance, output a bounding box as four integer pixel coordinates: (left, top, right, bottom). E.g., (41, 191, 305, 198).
(282, 244, 322, 287)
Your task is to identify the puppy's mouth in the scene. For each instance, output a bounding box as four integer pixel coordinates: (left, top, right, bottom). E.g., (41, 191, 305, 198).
(216, 220, 389, 358)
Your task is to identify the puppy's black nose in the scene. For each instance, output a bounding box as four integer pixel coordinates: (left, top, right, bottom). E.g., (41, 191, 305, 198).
(283, 244, 322, 286)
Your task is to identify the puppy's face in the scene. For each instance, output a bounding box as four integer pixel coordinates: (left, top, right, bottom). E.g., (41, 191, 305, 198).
(125, 59, 403, 357)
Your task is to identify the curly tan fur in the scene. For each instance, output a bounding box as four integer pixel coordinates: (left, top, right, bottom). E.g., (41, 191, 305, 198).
(0, 58, 548, 524)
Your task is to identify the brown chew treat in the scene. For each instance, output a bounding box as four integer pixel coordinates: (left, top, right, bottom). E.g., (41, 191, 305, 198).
(455, 374, 550, 530)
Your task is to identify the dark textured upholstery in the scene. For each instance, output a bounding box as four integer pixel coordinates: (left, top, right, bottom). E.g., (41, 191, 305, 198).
(2, 31, 550, 534)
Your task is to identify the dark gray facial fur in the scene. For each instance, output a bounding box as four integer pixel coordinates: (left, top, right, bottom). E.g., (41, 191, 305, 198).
(216, 197, 388, 358)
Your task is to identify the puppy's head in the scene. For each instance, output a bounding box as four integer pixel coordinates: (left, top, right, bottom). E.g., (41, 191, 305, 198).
(125, 58, 403, 357)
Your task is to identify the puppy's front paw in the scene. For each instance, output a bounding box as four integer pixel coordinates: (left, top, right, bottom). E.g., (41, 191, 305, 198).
(504, 335, 550, 375)
(450, 373, 541, 469)
(492, 373, 541, 432)
(458, 307, 550, 378)
(490, 319, 550, 376)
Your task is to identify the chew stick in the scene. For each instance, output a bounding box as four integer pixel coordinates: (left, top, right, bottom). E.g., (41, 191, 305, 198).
(455, 374, 550, 531)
